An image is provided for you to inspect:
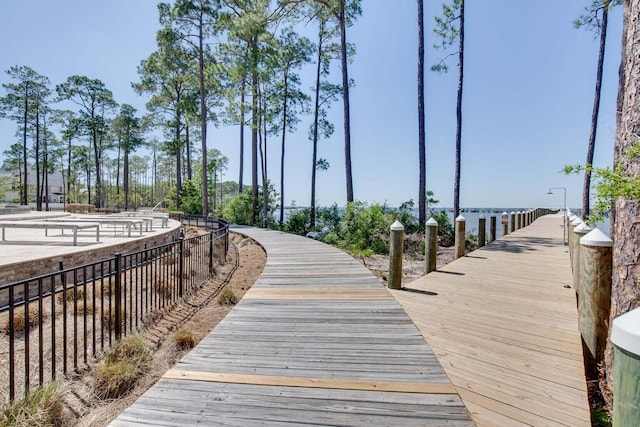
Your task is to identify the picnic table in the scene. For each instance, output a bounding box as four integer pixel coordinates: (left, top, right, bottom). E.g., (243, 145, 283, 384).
(0, 221, 100, 246)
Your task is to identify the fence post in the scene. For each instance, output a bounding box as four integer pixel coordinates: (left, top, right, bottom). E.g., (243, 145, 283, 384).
(578, 228, 613, 379)
(388, 221, 404, 290)
(510, 211, 516, 233)
(478, 215, 486, 248)
(455, 215, 466, 259)
(209, 230, 215, 275)
(114, 253, 122, 341)
(611, 308, 640, 426)
(572, 223, 592, 297)
(489, 215, 496, 243)
(425, 217, 438, 274)
(178, 237, 185, 298)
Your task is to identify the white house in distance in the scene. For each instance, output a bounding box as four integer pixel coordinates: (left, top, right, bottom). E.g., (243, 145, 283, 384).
(0, 167, 65, 204)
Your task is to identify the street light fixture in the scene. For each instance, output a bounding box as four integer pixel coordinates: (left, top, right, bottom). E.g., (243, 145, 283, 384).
(547, 187, 567, 245)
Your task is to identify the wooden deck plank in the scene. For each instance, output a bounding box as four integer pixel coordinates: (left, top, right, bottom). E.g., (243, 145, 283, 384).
(110, 226, 472, 426)
(391, 214, 591, 426)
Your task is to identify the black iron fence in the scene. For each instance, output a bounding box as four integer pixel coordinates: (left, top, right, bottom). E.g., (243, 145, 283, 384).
(0, 216, 229, 402)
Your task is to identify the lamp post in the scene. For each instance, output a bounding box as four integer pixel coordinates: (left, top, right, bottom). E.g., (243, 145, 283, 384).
(547, 187, 567, 245)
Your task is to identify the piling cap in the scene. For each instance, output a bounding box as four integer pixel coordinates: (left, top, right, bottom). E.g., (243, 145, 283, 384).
(574, 223, 592, 234)
(571, 217, 583, 226)
(569, 214, 578, 222)
(510, 211, 515, 215)
(479, 214, 485, 219)
(611, 308, 640, 355)
(502, 211, 508, 216)
(390, 220, 404, 231)
(455, 215, 465, 222)
(580, 228, 613, 248)
(426, 217, 438, 226)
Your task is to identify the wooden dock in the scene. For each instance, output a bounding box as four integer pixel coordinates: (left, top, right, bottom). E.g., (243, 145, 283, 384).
(391, 213, 591, 426)
(111, 227, 473, 426)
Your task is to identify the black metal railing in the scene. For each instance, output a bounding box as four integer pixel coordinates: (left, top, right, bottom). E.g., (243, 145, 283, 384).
(0, 215, 229, 402)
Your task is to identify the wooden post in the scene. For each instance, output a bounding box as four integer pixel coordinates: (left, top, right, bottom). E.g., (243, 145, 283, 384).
(579, 228, 613, 378)
(425, 217, 438, 274)
(569, 217, 582, 261)
(502, 211, 509, 236)
(388, 220, 404, 290)
(478, 215, 486, 248)
(516, 211, 522, 230)
(572, 223, 592, 296)
(611, 308, 640, 426)
(510, 211, 516, 233)
(489, 215, 496, 243)
(454, 215, 466, 259)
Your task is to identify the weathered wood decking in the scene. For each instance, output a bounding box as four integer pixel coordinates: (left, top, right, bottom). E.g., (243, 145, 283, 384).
(391, 214, 591, 426)
(111, 227, 472, 426)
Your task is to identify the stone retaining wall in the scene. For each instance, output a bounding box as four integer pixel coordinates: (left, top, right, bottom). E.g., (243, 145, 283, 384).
(0, 228, 181, 286)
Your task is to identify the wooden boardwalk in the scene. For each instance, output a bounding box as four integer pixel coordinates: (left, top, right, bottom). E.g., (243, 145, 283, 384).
(111, 227, 473, 426)
(391, 214, 591, 426)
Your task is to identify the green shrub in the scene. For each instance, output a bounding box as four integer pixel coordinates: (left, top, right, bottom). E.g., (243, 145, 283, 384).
(429, 210, 454, 247)
(340, 202, 394, 255)
(283, 208, 312, 235)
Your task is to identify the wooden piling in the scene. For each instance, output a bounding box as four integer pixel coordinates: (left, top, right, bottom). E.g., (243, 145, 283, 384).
(478, 215, 486, 248)
(454, 215, 466, 259)
(611, 308, 640, 426)
(502, 212, 509, 236)
(516, 211, 522, 230)
(510, 211, 516, 233)
(578, 228, 612, 378)
(388, 220, 404, 290)
(572, 223, 591, 296)
(489, 215, 496, 243)
(425, 217, 438, 274)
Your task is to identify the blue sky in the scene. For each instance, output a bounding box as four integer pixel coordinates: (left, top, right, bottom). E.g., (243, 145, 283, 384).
(0, 1, 623, 210)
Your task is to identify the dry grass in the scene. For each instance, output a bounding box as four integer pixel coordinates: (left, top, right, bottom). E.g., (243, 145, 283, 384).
(102, 307, 124, 330)
(0, 305, 47, 334)
(57, 288, 85, 304)
(216, 286, 238, 306)
(94, 335, 150, 400)
(173, 328, 196, 350)
(154, 281, 172, 298)
(0, 381, 64, 426)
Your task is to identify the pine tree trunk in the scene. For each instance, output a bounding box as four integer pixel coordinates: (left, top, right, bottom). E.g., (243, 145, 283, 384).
(311, 25, 323, 230)
(124, 151, 130, 211)
(199, 8, 209, 217)
(453, 0, 465, 219)
(35, 107, 41, 212)
(22, 94, 28, 206)
(604, 0, 640, 406)
(280, 71, 289, 228)
(339, 0, 354, 203)
(239, 75, 246, 194)
(418, 0, 426, 225)
(583, 1, 609, 220)
(251, 36, 260, 225)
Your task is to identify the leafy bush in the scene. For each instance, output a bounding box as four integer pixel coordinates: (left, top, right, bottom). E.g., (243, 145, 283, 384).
(282, 207, 312, 235)
(429, 210, 454, 247)
(222, 183, 277, 226)
(164, 180, 203, 215)
(339, 202, 395, 255)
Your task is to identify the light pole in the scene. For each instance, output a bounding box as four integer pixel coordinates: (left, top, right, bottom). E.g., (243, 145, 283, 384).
(547, 187, 567, 245)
